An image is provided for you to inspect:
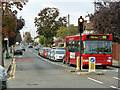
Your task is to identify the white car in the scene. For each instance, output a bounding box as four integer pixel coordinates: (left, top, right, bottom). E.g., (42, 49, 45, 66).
(0, 65, 7, 89)
(50, 49, 55, 60)
(53, 49, 65, 61)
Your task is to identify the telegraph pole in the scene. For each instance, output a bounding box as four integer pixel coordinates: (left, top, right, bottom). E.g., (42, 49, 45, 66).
(94, 0, 97, 12)
(0, 1, 2, 66)
(68, 14, 70, 36)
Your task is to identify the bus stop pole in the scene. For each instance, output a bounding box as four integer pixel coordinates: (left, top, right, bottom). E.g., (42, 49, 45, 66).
(79, 33, 82, 70)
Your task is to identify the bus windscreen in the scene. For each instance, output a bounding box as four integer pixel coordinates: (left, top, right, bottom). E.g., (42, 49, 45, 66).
(83, 41, 112, 54)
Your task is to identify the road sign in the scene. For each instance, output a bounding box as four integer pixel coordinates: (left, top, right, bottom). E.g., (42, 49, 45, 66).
(89, 57, 95, 72)
(90, 58, 95, 63)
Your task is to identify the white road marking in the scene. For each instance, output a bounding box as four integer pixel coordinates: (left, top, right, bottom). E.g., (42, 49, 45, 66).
(113, 77, 120, 80)
(110, 86, 118, 89)
(116, 69, 118, 72)
(88, 77, 103, 84)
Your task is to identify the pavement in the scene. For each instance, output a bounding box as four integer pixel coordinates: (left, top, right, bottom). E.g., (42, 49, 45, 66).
(4, 51, 13, 72)
(112, 60, 120, 68)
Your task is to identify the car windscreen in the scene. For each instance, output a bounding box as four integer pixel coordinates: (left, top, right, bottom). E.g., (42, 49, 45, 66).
(56, 51, 65, 54)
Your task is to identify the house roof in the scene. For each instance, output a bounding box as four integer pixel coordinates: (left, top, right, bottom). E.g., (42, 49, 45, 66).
(85, 22, 94, 30)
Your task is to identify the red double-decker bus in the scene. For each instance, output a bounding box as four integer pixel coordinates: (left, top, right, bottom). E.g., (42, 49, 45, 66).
(65, 34, 112, 68)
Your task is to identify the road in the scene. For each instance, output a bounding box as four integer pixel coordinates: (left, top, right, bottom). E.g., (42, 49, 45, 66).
(7, 48, 119, 89)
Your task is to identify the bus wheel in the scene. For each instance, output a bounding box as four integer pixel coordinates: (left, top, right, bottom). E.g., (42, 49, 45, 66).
(68, 58, 71, 66)
(103, 65, 107, 69)
(63, 57, 66, 64)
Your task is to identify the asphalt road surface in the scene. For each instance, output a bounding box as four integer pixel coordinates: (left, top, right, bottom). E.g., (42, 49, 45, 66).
(7, 48, 119, 89)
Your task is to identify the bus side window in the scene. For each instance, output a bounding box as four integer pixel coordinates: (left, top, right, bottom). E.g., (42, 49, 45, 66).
(68, 41, 71, 52)
(66, 41, 68, 50)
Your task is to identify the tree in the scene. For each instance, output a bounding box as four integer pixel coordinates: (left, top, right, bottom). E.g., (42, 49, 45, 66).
(39, 35, 44, 45)
(87, 2, 120, 42)
(24, 32, 32, 43)
(2, 1, 26, 46)
(34, 7, 67, 45)
(56, 24, 79, 41)
(2, 15, 17, 39)
(2, 1, 28, 16)
(9, 17, 25, 46)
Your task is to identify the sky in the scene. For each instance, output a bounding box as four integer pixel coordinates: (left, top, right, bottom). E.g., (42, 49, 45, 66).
(17, 0, 95, 38)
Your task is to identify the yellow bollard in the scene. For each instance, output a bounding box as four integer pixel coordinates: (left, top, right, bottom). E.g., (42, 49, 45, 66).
(76, 57, 80, 70)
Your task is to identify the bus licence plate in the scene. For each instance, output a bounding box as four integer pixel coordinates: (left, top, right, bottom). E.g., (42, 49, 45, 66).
(95, 63, 101, 65)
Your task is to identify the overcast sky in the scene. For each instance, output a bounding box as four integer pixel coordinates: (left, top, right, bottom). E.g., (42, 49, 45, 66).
(17, 0, 95, 38)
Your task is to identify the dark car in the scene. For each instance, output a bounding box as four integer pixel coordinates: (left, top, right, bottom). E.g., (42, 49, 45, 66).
(21, 46, 25, 51)
(0, 65, 7, 89)
(14, 49, 23, 55)
(28, 45, 33, 48)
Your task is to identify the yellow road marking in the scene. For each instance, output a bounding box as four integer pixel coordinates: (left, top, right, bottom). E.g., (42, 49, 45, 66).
(8, 58, 16, 80)
(13, 64, 16, 79)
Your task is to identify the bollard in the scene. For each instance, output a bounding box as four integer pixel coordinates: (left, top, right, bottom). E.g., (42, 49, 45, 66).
(89, 57, 96, 72)
(6, 52, 9, 59)
(76, 57, 83, 70)
(76, 57, 80, 70)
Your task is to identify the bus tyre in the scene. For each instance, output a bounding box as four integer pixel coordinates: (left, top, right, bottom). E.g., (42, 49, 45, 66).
(68, 58, 71, 66)
(103, 65, 107, 69)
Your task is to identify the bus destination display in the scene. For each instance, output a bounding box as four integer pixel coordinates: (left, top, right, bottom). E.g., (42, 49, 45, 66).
(87, 35, 109, 39)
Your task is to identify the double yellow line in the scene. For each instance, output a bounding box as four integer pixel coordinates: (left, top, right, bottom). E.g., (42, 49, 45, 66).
(8, 58, 16, 81)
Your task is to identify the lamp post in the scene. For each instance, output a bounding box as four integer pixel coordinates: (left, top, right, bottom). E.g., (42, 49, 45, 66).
(68, 14, 70, 36)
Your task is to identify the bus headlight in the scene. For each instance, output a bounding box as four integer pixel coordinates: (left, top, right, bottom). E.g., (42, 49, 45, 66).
(107, 60, 111, 62)
(108, 57, 112, 59)
(83, 60, 88, 62)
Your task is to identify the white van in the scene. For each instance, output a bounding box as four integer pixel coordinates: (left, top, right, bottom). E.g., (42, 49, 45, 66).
(53, 49, 65, 61)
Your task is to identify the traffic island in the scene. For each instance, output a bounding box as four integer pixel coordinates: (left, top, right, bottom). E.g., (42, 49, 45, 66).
(69, 70, 104, 75)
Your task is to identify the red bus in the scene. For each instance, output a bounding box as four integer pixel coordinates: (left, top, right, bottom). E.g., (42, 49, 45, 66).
(65, 34, 112, 68)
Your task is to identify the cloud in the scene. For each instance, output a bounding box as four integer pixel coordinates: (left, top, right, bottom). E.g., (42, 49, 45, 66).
(18, 0, 94, 38)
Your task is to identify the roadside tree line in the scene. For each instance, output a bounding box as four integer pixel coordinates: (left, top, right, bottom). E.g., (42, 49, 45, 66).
(35, 1, 120, 46)
(87, 1, 120, 42)
(34, 7, 79, 46)
(2, 1, 28, 48)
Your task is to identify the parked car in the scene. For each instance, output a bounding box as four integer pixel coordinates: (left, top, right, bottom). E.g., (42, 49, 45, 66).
(62, 55, 66, 64)
(50, 49, 55, 60)
(35, 45, 39, 51)
(21, 46, 25, 51)
(39, 46, 44, 56)
(0, 65, 7, 89)
(14, 49, 23, 55)
(46, 48, 52, 59)
(53, 49, 65, 61)
(42, 47, 51, 58)
(53, 47, 65, 50)
(28, 45, 33, 48)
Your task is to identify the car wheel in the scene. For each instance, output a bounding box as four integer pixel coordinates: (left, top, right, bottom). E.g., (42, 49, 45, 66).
(54, 57, 56, 62)
(63, 58, 66, 64)
(2, 81, 7, 89)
